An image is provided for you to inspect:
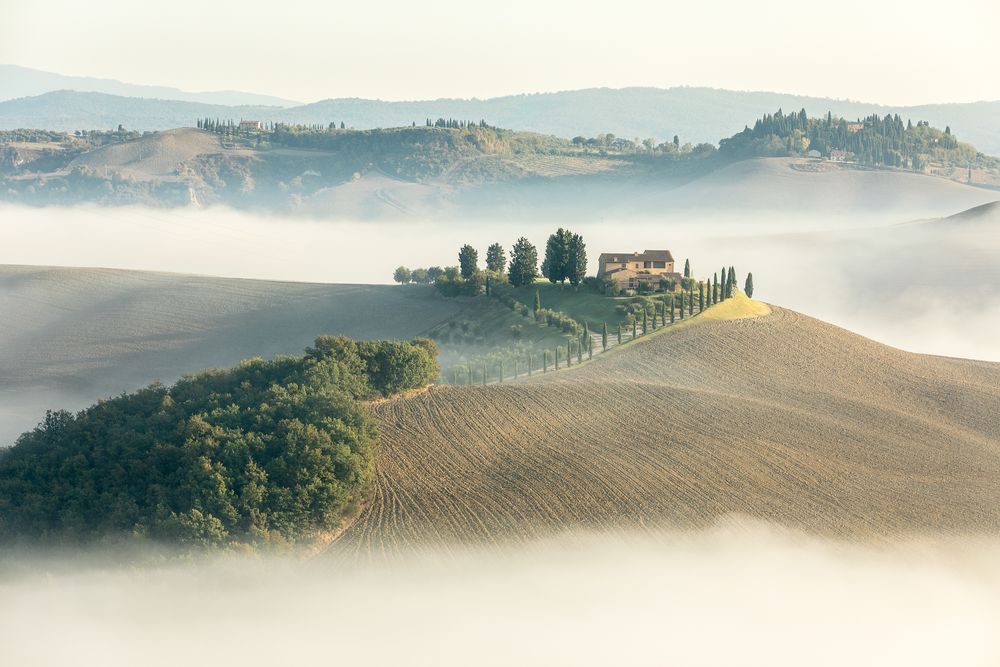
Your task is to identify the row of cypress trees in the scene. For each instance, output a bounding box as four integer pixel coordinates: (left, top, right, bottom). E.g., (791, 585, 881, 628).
(449, 264, 754, 384)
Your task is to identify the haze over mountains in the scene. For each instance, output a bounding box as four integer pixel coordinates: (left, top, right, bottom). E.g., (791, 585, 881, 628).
(3, 65, 1000, 154)
(0, 64, 300, 107)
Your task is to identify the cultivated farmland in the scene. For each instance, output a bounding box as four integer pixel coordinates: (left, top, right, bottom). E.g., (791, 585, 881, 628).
(335, 304, 1000, 557)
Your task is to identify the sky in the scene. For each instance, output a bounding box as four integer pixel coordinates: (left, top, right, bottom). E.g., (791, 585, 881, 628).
(2, 0, 998, 105)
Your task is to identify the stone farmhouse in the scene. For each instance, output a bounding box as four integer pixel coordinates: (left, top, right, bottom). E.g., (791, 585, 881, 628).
(597, 249, 683, 291)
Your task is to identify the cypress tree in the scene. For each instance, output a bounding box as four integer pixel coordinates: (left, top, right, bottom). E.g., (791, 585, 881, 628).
(632, 318, 638, 339)
(744, 272, 754, 298)
(513, 358, 518, 380)
(642, 309, 648, 335)
(617, 323, 622, 345)
(543, 350, 548, 372)
(468, 362, 473, 385)
(577, 339, 582, 363)
(534, 289, 541, 313)
(567, 340, 572, 366)
(670, 298, 675, 323)
(721, 266, 727, 298)
(602, 323, 608, 350)
(688, 287, 694, 315)
(588, 338, 593, 360)
(699, 282, 705, 312)
(555, 347, 560, 370)
(683, 258, 691, 278)
(528, 353, 533, 376)
(499, 360, 504, 383)
(712, 273, 718, 304)
(679, 295, 685, 319)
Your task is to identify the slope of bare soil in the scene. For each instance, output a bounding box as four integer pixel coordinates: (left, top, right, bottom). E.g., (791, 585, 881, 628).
(0, 265, 463, 443)
(336, 305, 1000, 555)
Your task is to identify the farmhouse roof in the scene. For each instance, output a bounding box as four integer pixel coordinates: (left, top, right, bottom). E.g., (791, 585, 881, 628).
(598, 249, 675, 263)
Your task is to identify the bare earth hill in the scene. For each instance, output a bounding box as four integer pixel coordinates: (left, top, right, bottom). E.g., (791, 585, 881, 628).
(336, 300, 1000, 556)
(0, 265, 463, 443)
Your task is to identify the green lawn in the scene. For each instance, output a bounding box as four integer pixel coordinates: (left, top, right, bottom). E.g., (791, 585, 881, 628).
(501, 280, 632, 329)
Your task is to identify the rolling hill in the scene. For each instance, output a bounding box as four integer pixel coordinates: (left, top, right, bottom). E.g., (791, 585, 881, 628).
(2, 83, 1000, 155)
(3, 125, 997, 219)
(1, 265, 998, 552)
(0, 265, 464, 444)
(335, 299, 1000, 555)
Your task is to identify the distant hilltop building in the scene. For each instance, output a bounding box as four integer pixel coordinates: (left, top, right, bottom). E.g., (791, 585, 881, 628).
(829, 150, 851, 162)
(846, 122, 865, 134)
(239, 120, 262, 131)
(597, 249, 682, 291)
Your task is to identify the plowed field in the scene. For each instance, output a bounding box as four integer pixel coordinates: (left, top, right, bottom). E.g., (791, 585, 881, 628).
(336, 305, 1000, 555)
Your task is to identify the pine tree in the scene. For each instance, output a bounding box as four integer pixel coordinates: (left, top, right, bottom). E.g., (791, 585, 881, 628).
(509, 238, 539, 287)
(602, 322, 608, 350)
(744, 272, 754, 298)
(458, 245, 478, 279)
(486, 243, 506, 273)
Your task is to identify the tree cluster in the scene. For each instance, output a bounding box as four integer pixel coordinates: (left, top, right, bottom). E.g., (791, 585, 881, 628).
(719, 108, 979, 169)
(0, 337, 438, 550)
(541, 228, 588, 285)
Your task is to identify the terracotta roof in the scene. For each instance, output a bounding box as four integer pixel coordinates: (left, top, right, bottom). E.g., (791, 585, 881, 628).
(598, 249, 675, 263)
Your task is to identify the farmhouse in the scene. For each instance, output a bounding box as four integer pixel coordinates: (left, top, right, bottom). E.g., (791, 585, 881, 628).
(239, 120, 262, 131)
(598, 249, 682, 291)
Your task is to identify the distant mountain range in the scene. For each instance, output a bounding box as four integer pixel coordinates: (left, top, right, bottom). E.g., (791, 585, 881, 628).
(2, 65, 999, 155)
(0, 64, 300, 107)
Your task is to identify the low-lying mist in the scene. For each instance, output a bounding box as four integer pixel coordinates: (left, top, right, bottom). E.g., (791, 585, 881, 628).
(2, 522, 999, 666)
(3, 202, 997, 361)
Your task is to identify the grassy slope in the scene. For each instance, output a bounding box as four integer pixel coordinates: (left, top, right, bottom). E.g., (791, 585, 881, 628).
(503, 281, 631, 329)
(335, 301, 1000, 555)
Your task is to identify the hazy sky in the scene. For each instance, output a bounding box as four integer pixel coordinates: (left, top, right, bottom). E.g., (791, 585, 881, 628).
(3, 0, 998, 104)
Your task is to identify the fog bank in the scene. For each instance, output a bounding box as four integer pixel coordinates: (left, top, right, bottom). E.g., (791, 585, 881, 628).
(3, 203, 997, 361)
(2, 523, 999, 666)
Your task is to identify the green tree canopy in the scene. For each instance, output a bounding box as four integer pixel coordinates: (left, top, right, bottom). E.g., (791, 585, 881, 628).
(486, 243, 507, 273)
(0, 337, 439, 550)
(566, 233, 588, 286)
(458, 245, 479, 279)
(508, 237, 539, 287)
(393, 266, 411, 284)
(541, 228, 571, 283)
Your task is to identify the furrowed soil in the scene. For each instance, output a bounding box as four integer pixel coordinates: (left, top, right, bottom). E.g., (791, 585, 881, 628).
(335, 305, 1000, 556)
